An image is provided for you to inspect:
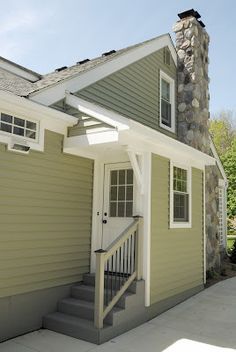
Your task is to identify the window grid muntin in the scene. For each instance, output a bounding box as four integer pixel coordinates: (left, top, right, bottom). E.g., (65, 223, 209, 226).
(173, 166, 189, 222)
(109, 169, 133, 218)
(161, 78, 171, 127)
(0, 113, 37, 141)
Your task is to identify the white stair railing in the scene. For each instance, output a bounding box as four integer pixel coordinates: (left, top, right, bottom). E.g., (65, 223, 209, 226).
(94, 216, 143, 329)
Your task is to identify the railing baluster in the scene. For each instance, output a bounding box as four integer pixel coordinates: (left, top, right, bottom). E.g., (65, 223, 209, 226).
(119, 246, 121, 290)
(106, 259, 109, 306)
(111, 255, 113, 300)
(115, 250, 117, 295)
(133, 231, 136, 274)
(122, 242, 125, 284)
(130, 234, 133, 274)
(94, 217, 142, 329)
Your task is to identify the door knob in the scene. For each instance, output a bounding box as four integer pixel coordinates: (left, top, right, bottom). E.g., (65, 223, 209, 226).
(102, 219, 107, 224)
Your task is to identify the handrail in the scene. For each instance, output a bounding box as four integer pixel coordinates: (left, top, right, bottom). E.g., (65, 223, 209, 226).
(94, 216, 143, 329)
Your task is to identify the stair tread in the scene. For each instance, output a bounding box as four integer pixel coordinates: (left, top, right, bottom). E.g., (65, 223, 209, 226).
(60, 297, 123, 313)
(73, 284, 134, 297)
(45, 311, 109, 329)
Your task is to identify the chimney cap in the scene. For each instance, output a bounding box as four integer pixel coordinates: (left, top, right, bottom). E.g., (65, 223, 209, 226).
(198, 20, 206, 28)
(178, 9, 201, 20)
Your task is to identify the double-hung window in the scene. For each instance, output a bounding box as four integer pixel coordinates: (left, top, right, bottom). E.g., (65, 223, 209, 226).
(170, 163, 191, 228)
(159, 71, 175, 133)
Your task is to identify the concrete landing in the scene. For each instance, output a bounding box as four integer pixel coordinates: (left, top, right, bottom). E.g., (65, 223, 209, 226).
(1, 278, 236, 351)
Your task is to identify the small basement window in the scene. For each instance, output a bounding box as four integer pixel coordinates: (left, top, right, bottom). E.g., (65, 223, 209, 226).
(170, 163, 192, 228)
(159, 71, 175, 133)
(0, 113, 38, 140)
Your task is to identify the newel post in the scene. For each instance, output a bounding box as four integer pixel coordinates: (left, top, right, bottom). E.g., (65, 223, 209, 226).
(94, 249, 106, 329)
(133, 215, 143, 280)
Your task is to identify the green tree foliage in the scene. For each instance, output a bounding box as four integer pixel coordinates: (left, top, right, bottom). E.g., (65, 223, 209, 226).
(209, 111, 236, 224)
(209, 111, 236, 155)
(230, 239, 236, 263)
(221, 138, 236, 219)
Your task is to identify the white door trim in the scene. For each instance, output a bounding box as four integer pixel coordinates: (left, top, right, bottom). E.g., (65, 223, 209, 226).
(90, 152, 152, 307)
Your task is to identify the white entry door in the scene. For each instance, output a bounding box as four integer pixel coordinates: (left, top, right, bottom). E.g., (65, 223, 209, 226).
(102, 162, 135, 249)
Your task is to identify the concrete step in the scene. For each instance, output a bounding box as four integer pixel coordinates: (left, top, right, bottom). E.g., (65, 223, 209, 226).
(71, 283, 137, 309)
(58, 297, 123, 325)
(43, 312, 101, 344)
(83, 273, 139, 293)
(83, 273, 143, 294)
(44, 277, 145, 344)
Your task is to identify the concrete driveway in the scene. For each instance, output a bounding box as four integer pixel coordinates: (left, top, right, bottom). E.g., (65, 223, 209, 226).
(1, 278, 236, 352)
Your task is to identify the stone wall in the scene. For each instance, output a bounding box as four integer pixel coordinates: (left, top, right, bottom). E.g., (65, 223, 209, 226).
(173, 12, 221, 272)
(205, 166, 220, 272)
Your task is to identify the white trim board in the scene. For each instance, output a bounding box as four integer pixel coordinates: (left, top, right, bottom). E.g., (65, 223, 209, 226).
(210, 138, 227, 184)
(0, 90, 77, 152)
(63, 95, 216, 169)
(169, 161, 192, 229)
(29, 35, 177, 105)
(0, 58, 40, 82)
(159, 70, 176, 134)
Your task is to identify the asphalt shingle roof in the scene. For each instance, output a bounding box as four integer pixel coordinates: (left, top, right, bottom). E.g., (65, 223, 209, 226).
(0, 34, 170, 97)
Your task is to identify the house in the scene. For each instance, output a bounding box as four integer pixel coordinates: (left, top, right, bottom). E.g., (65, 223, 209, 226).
(0, 9, 227, 344)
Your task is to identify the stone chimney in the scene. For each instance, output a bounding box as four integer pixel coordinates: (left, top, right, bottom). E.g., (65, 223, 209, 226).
(173, 9, 210, 154)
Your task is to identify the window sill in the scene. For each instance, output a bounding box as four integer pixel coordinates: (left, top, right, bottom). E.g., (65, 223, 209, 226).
(169, 221, 192, 229)
(159, 121, 175, 134)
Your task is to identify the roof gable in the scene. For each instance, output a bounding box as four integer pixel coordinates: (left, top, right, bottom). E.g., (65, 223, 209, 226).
(29, 34, 177, 105)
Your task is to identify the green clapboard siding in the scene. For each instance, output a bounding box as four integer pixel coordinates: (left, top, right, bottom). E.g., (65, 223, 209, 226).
(150, 154, 203, 304)
(0, 130, 93, 298)
(77, 47, 177, 139)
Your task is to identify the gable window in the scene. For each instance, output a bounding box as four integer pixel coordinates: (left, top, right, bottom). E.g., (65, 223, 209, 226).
(0, 113, 38, 141)
(170, 163, 192, 228)
(159, 70, 175, 133)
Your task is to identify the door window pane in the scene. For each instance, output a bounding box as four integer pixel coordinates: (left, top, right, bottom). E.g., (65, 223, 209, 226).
(118, 170, 125, 185)
(110, 186, 117, 201)
(118, 202, 125, 217)
(109, 168, 134, 218)
(111, 170, 117, 185)
(126, 202, 133, 217)
(118, 186, 125, 201)
(110, 202, 117, 217)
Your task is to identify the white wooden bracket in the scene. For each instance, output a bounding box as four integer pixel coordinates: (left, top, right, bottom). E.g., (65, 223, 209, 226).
(127, 149, 144, 194)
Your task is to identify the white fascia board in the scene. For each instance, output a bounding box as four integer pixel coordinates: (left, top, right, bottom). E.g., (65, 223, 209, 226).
(65, 92, 129, 131)
(210, 138, 227, 184)
(64, 95, 215, 168)
(29, 35, 177, 106)
(119, 125, 214, 169)
(0, 59, 40, 82)
(65, 130, 119, 148)
(0, 90, 77, 126)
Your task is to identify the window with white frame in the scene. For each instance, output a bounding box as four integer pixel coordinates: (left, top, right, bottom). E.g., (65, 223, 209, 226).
(160, 71, 175, 133)
(170, 163, 191, 228)
(0, 113, 38, 141)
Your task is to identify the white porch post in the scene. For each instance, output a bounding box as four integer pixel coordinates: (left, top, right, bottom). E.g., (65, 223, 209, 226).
(127, 149, 152, 307)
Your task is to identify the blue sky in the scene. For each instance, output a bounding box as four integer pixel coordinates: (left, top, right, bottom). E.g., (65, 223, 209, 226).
(0, 0, 235, 117)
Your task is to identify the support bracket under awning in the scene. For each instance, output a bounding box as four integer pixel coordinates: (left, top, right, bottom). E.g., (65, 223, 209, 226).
(127, 149, 144, 195)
